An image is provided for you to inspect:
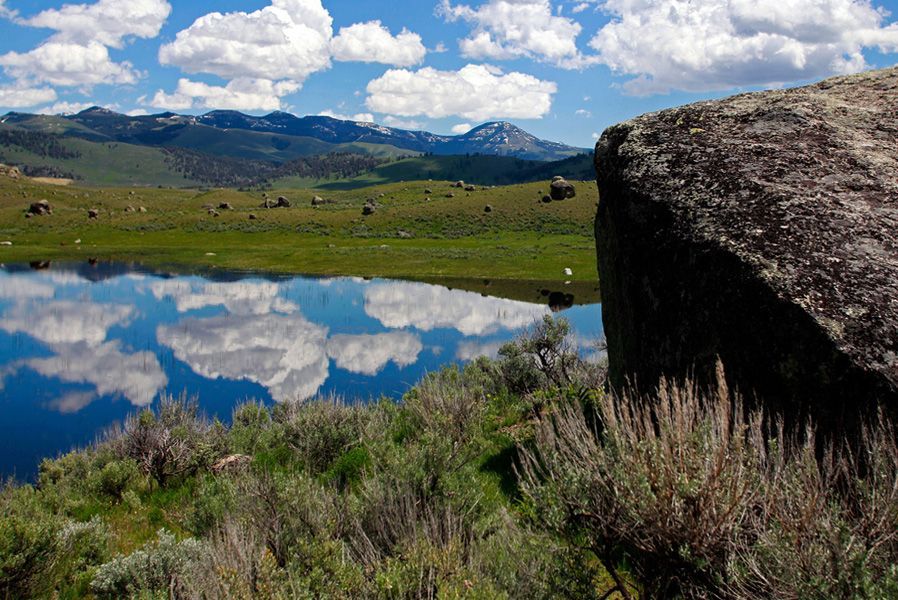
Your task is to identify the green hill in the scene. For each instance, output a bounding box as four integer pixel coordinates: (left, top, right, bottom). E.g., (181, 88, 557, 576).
(279, 153, 597, 190)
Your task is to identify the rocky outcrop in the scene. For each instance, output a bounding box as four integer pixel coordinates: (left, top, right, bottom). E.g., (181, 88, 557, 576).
(595, 67, 898, 435)
(550, 176, 576, 200)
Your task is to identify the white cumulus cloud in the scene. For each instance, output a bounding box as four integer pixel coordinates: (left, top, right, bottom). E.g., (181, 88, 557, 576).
(589, 0, 898, 94)
(22, 0, 171, 49)
(37, 101, 97, 115)
(365, 64, 557, 121)
(158, 0, 333, 84)
(2, 41, 139, 87)
(440, 0, 598, 68)
(451, 123, 472, 134)
(0, 85, 57, 108)
(147, 78, 301, 112)
(331, 20, 426, 66)
(318, 109, 375, 122)
(0, 0, 169, 97)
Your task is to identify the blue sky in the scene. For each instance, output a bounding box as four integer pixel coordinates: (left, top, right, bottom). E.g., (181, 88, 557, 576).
(0, 0, 897, 148)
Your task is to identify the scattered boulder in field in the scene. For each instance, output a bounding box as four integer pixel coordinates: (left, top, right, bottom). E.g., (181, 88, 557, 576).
(424, 188, 433, 195)
(261, 198, 277, 209)
(550, 178, 576, 200)
(362, 201, 377, 216)
(276, 196, 291, 208)
(465, 185, 477, 192)
(424, 197, 431, 202)
(552, 175, 565, 182)
(454, 181, 465, 188)
(211, 454, 252, 474)
(218, 202, 233, 210)
(398, 230, 412, 239)
(28, 200, 52, 216)
(138, 206, 147, 213)
(484, 205, 493, 213)
(124, 205, 135, 213)
(0, 241, 12, 246)
(202, 203, 215, 210)
(541, 195, 553, 204)
(208, 209, 220, 217)
(311, 195, 325, 206)
(446, 192, 455, 198)
(248, 213, 257, 220)
(594, 65, 898, 438)
(87, 209, 99, 220)
(0, 164, 21, 179)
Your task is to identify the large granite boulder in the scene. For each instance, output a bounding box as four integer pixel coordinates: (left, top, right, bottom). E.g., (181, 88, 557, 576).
(595, 66, 898, 435)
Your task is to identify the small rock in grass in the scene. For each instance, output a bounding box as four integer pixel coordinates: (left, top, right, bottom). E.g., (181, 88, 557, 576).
(484, 205, 493, 213)
(88, 209, 99, 219)
(0, 241, 12, 246)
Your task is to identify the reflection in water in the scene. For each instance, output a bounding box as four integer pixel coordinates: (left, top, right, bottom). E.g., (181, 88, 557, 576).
(27, 341, 167, 407)
(0, 263, 602, 479)
(0, 299, 167, 407)
(150, 280, 297, 316)
(456, 339, 506, 361)
(326, 332, 423, 376)
(364, 281, 550, 336)
(0, 300, 134, 346)
(157, 313, 329, 403)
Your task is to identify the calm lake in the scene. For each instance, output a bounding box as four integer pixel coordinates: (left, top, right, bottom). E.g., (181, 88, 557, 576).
(0, 262, 602, 480)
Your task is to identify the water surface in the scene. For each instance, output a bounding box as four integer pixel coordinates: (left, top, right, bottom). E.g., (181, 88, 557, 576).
(0, 262, 602, 479)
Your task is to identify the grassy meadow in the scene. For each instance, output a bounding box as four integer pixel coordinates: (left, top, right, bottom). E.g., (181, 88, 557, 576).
(0, 174, 599, 290)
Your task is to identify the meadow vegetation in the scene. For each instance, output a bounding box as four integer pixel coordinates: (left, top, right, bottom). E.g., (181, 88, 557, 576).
(0, 175, 598, 284)
(2, 317, 896, 599)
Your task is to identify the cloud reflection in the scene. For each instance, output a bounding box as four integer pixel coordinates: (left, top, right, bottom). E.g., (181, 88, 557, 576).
(150, 280, 297, 315)
(156, 313, 330, 402)
(327, 332, 422, 376)
(364, 281, 549, 336)
(0, 300, 134, 346)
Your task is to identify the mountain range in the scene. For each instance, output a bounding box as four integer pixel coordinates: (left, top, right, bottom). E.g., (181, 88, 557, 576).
(0, 107, 593, 188)
(3, 107, 586, 162)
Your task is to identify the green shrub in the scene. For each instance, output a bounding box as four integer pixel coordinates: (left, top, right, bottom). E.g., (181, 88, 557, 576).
(0, 485, 61, 598)
(116, 395, 219, 487)
(90, 529, 206, 599)
(89, 459, 141, 501)
(186, 475, 236, 536)
(277, 398, 369, 474)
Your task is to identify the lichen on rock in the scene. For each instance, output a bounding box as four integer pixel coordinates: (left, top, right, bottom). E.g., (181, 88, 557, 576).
(595, 66, 898, 435)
